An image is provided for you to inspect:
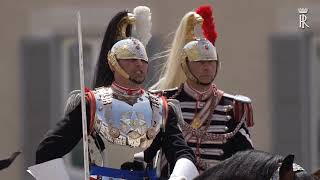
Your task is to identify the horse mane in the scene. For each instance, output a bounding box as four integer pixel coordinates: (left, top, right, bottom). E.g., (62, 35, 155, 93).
(194, 150, 316, 180)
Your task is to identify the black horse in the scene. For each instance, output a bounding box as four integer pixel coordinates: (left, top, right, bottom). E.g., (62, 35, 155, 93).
(194, 150, 319, 180)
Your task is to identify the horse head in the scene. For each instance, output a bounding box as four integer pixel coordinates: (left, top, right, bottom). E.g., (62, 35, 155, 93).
(194, 150, 317, 180)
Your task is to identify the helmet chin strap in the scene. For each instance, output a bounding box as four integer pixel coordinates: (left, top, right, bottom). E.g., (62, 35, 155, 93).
(182, 59, 219, 86)
(108, 53, 130, 80)
(112, 66, 145, 85)
(108, 53, 146, 85)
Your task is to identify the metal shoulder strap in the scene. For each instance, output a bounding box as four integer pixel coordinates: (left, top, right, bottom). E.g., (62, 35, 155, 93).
(147, 93, 168, 139)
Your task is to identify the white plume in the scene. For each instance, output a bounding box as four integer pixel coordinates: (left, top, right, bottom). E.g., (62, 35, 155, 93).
(132, 6, 152, 46)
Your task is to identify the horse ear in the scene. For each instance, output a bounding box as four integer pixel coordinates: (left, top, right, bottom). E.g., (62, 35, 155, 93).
(313, 168, 320, 179)
(279, 154, 295, 180)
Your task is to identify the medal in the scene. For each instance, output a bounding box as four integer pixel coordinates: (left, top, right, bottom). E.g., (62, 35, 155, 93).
(146, 128, 156, 139)
(109, 126, 120, 138)
(191, 114, 202, 129)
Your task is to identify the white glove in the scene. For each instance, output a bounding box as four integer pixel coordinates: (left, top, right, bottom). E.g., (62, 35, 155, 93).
(169, 158, 199, 180)
(134, 151, 144, 162)
(169, 176, 187, 180)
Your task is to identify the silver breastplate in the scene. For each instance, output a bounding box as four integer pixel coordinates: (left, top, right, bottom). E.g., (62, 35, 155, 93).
(88, 87, 164, 169)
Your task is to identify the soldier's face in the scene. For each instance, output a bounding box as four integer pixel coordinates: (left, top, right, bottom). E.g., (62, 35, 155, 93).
(187, 60, 218, 84)
(118, 59, 148, 84)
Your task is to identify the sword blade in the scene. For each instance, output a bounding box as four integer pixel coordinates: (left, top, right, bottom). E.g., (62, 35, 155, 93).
(77, 11, 90, 180)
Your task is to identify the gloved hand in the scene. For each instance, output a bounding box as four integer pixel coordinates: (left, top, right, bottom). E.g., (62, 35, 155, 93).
(169, 158, 199, 180)
(168, 176, 187, 180)
(133, 151, 144, 162)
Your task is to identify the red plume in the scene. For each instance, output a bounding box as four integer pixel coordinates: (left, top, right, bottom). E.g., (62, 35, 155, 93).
(196, 5, 218, 45)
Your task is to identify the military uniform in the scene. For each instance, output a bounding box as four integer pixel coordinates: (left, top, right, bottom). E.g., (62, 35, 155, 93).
(161, 82, 253, 171)
(36, 82, 196, 179)
(35, 8, 198, 180)
(145, 5, 254, 175)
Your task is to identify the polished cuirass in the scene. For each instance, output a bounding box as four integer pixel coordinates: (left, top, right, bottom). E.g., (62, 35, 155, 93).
(88, 87, 164, 170)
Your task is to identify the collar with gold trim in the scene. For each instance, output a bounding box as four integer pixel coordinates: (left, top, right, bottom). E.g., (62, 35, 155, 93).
(111, 82, 144, 96)
(184, 82, 217, 101)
